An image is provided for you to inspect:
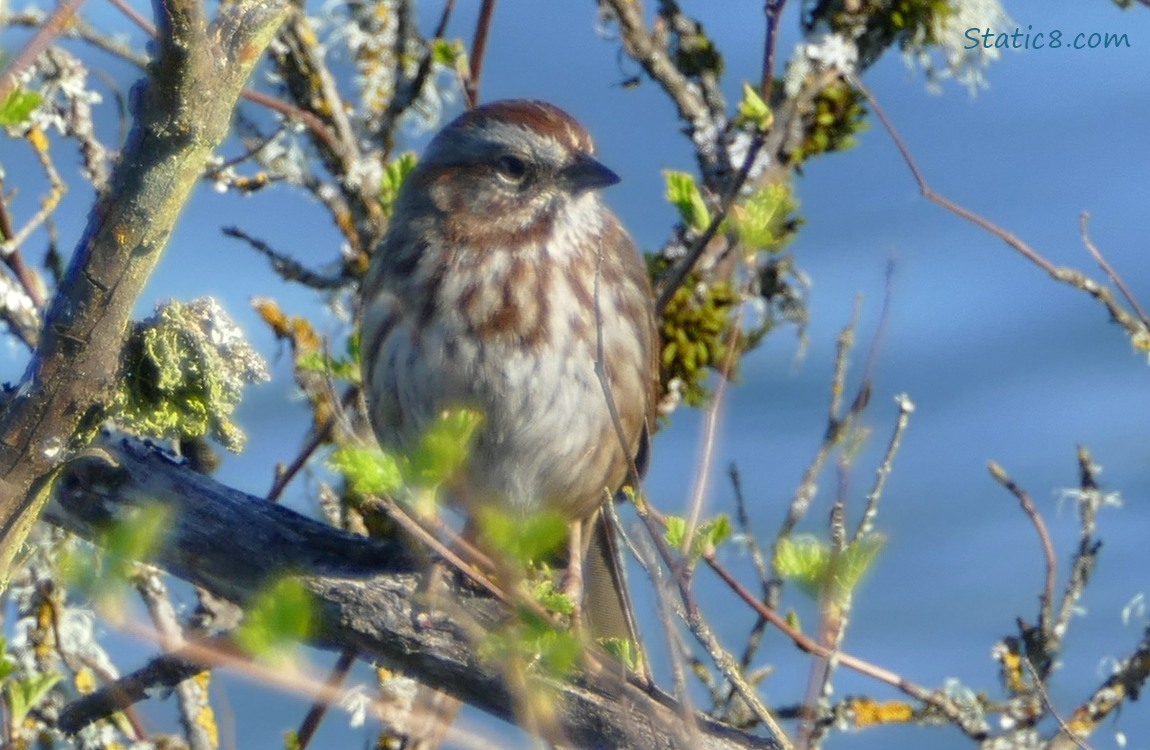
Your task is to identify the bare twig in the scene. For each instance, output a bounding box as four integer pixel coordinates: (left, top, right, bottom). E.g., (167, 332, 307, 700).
(134, 570, 216, 750)
(760, 0, 788, 101)
(855, 74, 1146, 342)
(632, 530, 705, 749)
(463, 0, 497, 108)
(633, 499, 793, 748)
(433, 0, 458, 38)
(1, 128, 67, 265)
(106, 0, 157, 35)
(266, 415, 335, 504)
(1079, 213, 1150, 329)
(773, 306, 865, 551)
(1017, 657, 1091, 750)
(854, 393, 914, 541)
(681, 303, 744, 557)
(726, 467, 774, 713)
(0, 0, 88, 103)
(1047, 625, 1150, 750)
(223, 226, 347, 290)
(5, 11, 150, 68)
(700, 553, 988, 739)
(1050, 447, 1105, 650)
(987, 462, 1058, 638)
(296, 649, 357, 749)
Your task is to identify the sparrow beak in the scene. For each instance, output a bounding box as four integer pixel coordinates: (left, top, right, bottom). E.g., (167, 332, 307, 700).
(564, 152, 621, 193)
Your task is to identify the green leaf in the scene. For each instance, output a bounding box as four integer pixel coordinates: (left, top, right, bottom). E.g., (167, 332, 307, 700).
(694, 514, 731, 556)
(235, 578, 314, 662)
(775, 535, 832, 600)
(0, 641, 16, 682)
(833, 533, 886, 594)
(728, 183, 798, 253)
(665, 514, 730, 560)
(479, 507, 567, 566)
(402, 408, 483, 489)
(598, 637, 640, 672)
(6, 673, 62, 726)
(431, 38, 466, 68)
(379, 152, 418, 216)
(735, 82, 772, 131)
(296, 351, 356, 381)
(775, 534, 886, 602)
(531, 579, 575, 616)
(519, 619, 582, 677)
(0, 88, 42, 127)
(103, 502, 171, 565)
(479, 617, 581, 679)
(664, 171, 711, 232)
(664, 515, 686, 549)
(330, 446, 403, 497)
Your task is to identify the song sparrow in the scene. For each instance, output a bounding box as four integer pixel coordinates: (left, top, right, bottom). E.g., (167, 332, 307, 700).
(360, 99, 656, 639)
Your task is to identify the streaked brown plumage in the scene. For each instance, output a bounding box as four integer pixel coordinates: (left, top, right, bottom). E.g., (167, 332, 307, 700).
(361, 100, 656, 644)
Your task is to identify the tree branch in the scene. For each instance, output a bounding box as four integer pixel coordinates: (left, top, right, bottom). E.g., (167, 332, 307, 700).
(45, 436, 780, 750)
(0, 0, 290, 574)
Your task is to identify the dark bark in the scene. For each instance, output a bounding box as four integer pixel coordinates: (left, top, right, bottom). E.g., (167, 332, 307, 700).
(47, 435, 781, 750)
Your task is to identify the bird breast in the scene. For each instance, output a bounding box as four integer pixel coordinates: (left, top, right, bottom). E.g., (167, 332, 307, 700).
(362, 196, 646, 520)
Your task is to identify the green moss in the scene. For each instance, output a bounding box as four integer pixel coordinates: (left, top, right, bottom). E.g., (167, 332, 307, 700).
(654, 266, 744, 408)
(113, 298, 269, 452)
(791, 82, 869, 165)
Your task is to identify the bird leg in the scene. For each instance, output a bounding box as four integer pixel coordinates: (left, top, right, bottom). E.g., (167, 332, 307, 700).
(561, 518, 585, 633)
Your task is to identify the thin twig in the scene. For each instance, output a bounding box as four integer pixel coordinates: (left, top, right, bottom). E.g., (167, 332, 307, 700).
(134, 569, 216, 750)
(854, 394, 914, 541)
(296, 649, 357, 749)
(0, 192, 44, 310)
(1079, 213, 1150, 329)
(107, 0, 157, 34)
(463, 0, 497, 108)
(223, 226, 347, 291)
(5, 11, 150, 68)
(828, 297, 861, 420)
(760, 0, 788, 101)
(1018, 657, 1091, 750)
(773, 306, 865, 558)
(727, 469, 773, 709)
(240, 82, 343, 158)
(0, 0, 89, 103)
(681, 303, 744, 557)
(700, 552, 988, 739)
(633, 499, 793, 748)
(1049, 447, 1104, 651)
(267, 415, 334, 503)
(2, 129, 67, 261)
(373, 495, 506, 606)
(987, 462, 1057, 639)
(631, 529, 704, 749)
(854, 73, 1144, 341)
(432, 0, 458, 38)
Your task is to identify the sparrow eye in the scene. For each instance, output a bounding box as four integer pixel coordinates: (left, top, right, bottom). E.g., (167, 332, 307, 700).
(496, 155, 529, 183)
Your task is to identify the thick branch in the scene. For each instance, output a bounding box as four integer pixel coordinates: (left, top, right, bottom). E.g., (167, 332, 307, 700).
(0, 0, 289, 573)
(46, 436, 779, 750)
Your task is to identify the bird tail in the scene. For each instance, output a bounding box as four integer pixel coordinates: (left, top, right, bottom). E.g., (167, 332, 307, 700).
(582, 509, 644, 671)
